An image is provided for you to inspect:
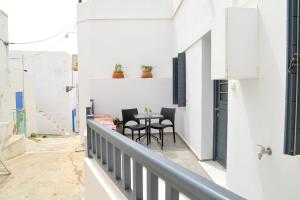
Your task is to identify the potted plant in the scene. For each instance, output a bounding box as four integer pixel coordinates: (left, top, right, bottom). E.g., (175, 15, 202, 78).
(141, 65, 153, 78)
(112, 64, 125, 79)
(113, 117, 123, 133)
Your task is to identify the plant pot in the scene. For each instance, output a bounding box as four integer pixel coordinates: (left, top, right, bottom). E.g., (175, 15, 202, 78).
(141, 71, 153, 78)
(112, 71, 124, 79)
(116, 127, 123, 134)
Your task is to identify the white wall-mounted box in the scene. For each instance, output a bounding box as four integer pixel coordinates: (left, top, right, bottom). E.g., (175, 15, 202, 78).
(211, 7, 258, 80)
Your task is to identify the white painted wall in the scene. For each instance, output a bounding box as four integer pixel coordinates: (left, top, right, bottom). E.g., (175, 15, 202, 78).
(176, 33, 214, 161)
(78, 0, 173, 21)
(77, 0, 176, 138)
(89, 78, 174, 133)
(79, 0, 300, 199)
(174, 0, 300, 200)
(85, 158, 127, 200)
(226, 1, 300, 200)
(9, 51, 76, 134)
(0, 9, 14, 141)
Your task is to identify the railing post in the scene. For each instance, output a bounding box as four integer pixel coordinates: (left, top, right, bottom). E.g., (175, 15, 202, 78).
(122, 154, 131, 191)
(147, 170, 158, 200)
(166, 184, 179, 200)
(114, 147, 122, 181)
(92, 130, 96, 154)
(101, 137, 107, 165)
(133, 160, 143, 200)
(96, 133, 101, 160)
(87, 126, 92, 158)
(107, 142, 114, 172)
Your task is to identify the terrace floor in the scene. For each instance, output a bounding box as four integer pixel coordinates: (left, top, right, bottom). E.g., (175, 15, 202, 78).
(128, 132, 211, 180)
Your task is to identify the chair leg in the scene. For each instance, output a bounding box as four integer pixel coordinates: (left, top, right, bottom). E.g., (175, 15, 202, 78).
(122, 127, 125, 135)
(173, 126, 176, 143)
(131, 130, 134, 140)
(159, 130, 162, 140)
(138, 130, 141, 141)
(161, 130, 164, 149)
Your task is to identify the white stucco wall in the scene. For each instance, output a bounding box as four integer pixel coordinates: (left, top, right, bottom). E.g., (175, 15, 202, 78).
(174, 0, 300, 200)
(89, 78, 174, 134)
(0, 9, 14, 140)
(78, 0, 300, 199)
(9, 51, 76, 134)
(77, 0, 176, 138)
(226, 1, 300, 200)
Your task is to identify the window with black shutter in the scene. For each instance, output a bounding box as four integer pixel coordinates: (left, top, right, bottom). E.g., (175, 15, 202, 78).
(173, 57, 178, 104)
(285, 0, 300, 155)
(177, 52, 186, 107)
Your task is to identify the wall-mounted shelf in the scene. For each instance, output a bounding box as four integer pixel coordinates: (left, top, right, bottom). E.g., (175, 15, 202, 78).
(211, 7, 258, 80)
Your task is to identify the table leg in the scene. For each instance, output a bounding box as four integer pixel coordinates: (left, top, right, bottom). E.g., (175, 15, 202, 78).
(149, 119, 151, 144)
(146, 119, 149, 145)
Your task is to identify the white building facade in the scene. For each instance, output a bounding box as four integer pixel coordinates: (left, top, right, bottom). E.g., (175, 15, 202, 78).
(9, 51, 78, 135)
(0, 9, 14, 141)
(78, 0, 300, 199)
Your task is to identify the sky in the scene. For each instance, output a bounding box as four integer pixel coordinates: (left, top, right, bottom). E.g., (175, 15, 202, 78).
(0, 0, 78, 55)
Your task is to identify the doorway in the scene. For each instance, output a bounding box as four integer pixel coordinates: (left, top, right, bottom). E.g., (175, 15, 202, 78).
(213, 80, 228, 168)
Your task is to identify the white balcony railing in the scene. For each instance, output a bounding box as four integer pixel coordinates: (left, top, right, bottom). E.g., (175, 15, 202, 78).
(87, 118, 244, 200)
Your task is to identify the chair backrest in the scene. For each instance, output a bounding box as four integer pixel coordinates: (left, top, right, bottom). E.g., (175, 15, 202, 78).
(122, 108, 139, 125)
(160, 107, 176, 124)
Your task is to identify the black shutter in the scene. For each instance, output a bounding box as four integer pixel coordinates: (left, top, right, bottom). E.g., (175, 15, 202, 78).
(173, 57, 178, 104)
(177, 52, 186, 107)
(285, 0, 300, 155)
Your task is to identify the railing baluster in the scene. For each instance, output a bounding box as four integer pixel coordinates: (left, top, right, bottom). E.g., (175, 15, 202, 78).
(87, 126, 92, 158)
(147, 170, 158, 200)
(133, 161, 143, 200)
(165, 184, 179, 200)
(92, 130, 96, 154)
(96, 133, 101, 160)
(107, 142, 114, 172)
(115, 147, 121, 181)
(101, 137, 107, 165)
(123, 154, 131, 191)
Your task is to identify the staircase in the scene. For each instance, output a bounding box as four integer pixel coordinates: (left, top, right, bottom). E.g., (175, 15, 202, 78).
(36, 110, 68, 135)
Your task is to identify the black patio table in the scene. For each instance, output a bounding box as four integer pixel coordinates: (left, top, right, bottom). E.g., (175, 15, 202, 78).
(134, 113, 163, 145)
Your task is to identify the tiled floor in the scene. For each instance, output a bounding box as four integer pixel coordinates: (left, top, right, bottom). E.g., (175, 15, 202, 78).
(128, 132, 211, 180)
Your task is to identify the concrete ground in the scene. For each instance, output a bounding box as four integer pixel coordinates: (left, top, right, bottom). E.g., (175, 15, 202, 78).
(0, 135, 84, 200)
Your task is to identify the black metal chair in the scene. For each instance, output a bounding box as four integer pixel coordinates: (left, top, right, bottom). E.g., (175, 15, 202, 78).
(122, 108, 146, 140)
(151, 107, 176, 148)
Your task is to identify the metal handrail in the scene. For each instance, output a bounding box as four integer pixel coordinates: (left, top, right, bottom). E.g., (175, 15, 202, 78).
(87, 119, 244, 200)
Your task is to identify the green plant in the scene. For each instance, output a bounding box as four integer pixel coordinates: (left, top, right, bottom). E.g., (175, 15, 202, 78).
(144, 107, 152, 113)
(142, 65, 153, 72)
(113, 118, 123, 128)
(30, 133, 38, 138)
(114, 64, 122, 72)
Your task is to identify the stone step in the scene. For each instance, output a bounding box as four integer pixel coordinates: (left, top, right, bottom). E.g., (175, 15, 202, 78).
(2, 135, 26, 160)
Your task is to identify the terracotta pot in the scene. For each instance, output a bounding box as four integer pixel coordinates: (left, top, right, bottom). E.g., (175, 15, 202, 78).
(112, 71, 124, 79)
(141, 71, 153, 78)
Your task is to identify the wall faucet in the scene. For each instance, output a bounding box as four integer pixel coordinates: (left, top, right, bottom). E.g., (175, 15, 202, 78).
(257, 145, 272, 160)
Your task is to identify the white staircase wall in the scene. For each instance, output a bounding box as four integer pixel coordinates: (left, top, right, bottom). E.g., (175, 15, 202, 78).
(9, 51, 76, 135)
